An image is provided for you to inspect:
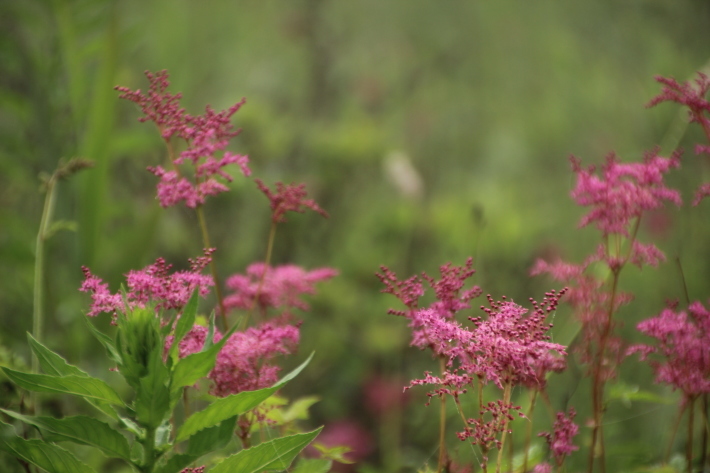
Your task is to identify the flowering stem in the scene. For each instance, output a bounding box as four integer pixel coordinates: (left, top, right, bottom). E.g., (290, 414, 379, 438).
(688, 397, 696, 473)
(437, 357, 448, 473)
(196, 206, 228, 331)
(523, 389, 539, 473)
(241, 220, 277, 330)
(495, 382, 513, 473)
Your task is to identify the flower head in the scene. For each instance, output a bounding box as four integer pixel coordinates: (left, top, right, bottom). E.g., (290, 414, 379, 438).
(224, 263, 337, 315)
(570, 150, 681, 237)
(538, 408, 579, 466)
(80, 249, 215, 319)
(255, 179, 328, 223)
(116, 70, 250, 208)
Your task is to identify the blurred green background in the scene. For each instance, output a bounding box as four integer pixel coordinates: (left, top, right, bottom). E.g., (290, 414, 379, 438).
(2, 1, 710, 471)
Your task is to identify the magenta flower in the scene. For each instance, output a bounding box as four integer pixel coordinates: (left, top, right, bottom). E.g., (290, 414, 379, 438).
(538, 408, 579, 467)
(80, 249, 215, 318)
(224, 263, 337, 315)
(628, 301, 710, 400)
(115, 70, 250, 208)
(171, 321, 299, 397)
(570, 150, 681, 237)
(255, 179, 328, 223)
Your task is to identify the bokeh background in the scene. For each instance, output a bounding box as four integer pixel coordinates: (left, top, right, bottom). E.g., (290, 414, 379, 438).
(2, 1, 710, 471)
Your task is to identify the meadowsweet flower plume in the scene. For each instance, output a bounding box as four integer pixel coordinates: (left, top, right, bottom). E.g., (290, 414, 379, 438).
(115, 70, 250, 208)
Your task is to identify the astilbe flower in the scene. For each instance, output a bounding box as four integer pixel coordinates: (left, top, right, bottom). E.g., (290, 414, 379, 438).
(255, 179, 329, 223)
(457, 400, 523, 452)
(224, 263, 337, 315)
(628, 301, 710, 401)
(169, 321, 299, 397)
(115, 70, 250, 208)
(538, 408, 579, 467)
(80, 249, 215, 319)
(648, 72, 710, 205)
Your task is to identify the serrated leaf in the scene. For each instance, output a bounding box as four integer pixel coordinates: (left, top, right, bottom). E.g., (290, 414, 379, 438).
(81, 316, 122, 364)
(27, 333, 87, 377)
(154, 453, 200, 473)
(0, 420, 97, 473)
(209, 428, 322, 473)
(185, 415, 237, 456)
(2, 368, 124, 406)
(292, 458, 332, 473)
(175, 354, 313, 442)
(0, 409, 131, 461)
(134, 353, 171, 428)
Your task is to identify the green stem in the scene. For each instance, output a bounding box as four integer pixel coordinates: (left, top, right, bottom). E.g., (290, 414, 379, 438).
(496, 382, 513, 473)
(688, 397, 695, 473)
(241, 220, 277, 330)
(195, 206, 227, 331)
(32, 175, 59, 415)
(437, 356, 448, 473)
(523, 389, 539, 473)
(141, 426, 157, 473)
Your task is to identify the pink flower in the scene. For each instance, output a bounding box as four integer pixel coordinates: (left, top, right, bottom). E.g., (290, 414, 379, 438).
(570, 150, 681, 237)
(224, 263, 337, 315)
(255, 179, 328, 223)
(538, 408, 579, 466)
(79, 250, 215, 318)
(169, 321, 300, 397)
(628, 301, 710, 399)
(116, 70, 250, 208)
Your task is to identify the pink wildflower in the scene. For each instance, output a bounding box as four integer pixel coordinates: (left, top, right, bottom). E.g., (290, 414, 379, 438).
(169, 321, 300, 397)
(255, 179, 328, 223)
(570, 150, 681, 237)
(538, 408, 579, 467)
(79, 250, 215, 318)
(532, 463, 552, 473)
(224, 263, 337, 315)
(628, 301, 710, 400)
(116, 70, 250, 208)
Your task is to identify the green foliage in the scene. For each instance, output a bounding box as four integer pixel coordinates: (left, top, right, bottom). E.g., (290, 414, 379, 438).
(0, 295, 318, 472)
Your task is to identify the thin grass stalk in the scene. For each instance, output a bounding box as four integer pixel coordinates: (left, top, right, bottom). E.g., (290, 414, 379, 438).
(195, 206, 227, 331)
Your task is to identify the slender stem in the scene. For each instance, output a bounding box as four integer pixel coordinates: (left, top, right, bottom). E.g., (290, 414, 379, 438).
(195, 206, 228, 331)
(241, 220, 277, 330)
(32, 174, 60, 416)
(496, 382, 513, 473)
(688, 397, 695, 473)
(523, 389, 539, 473)
(437, 357, 448, 473)
(701, 394, 708, 470)
(141, 426, 157, 473)
(665, 403, 688, 464)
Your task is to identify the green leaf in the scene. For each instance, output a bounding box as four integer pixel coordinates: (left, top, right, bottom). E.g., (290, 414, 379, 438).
(154, 453, 200, 473)
(134, 351, 171, 428)
(170, 334, 228, 395)
(2, 368, 124, 406)
(0, 420, 97, 473)
(27, 333, 87, 377)
(175, 354, 313, 442)
(185, 415, 237, 456)
(292, 458, 332, 473)
(81, 316, 122, 364)
(209, 428, 322, 473)
(169, 290, 199, 360)
(0, 409, 131, 461)
(45, 219, 77, 239)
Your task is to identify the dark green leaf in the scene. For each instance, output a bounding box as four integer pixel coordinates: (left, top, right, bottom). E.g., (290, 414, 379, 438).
(27, 333, 87, 377)
(81, 316, 122, 364)
(185, 415, 237, 456)
(2, 368, 124, 406)
(0, 420, 97, 473)
(0, 409, 131, 461)
(292, 458, 332, 473)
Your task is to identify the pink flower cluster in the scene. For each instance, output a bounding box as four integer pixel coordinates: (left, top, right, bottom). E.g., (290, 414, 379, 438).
(255, 179, 329, 223)
(80, 250, 215, 318)
(648, 72, 710, 205)
(628, 301, 710, 400)
(456, 399, 522, 453)
(538, 408, 579, 467)
(115, 70, 251, 208)
(224, 263, 338, 316)
(570, 150, 681, 237)
(169, 321, 299, 397)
